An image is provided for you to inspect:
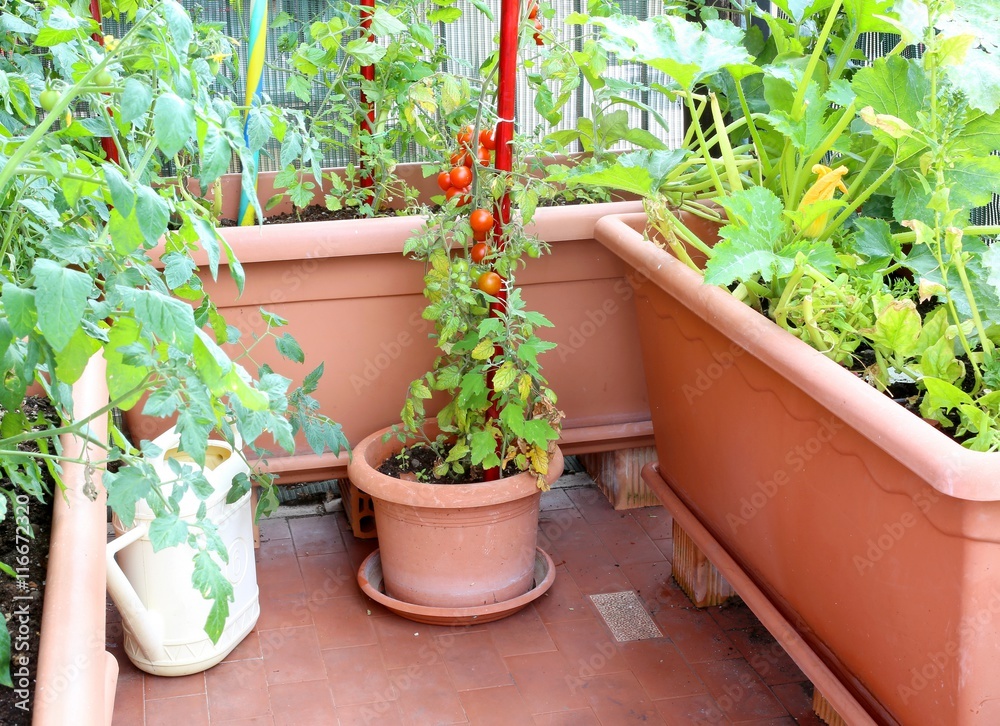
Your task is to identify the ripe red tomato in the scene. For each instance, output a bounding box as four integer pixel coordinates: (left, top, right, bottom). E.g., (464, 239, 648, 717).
(534, 19, 544, 31)
(528, 2, 539, 19)
(471, 242, 489, 264)
(450, 165, 472, 189)
(476, 146, 491, 165)
(446, 186, 470, 205)
(437, 171, 452, 192)
(473, 227, 490, 242)
(470, 208, 494, 234)
(450, 151, 468, 167)
(477, 271, 502, 296)
(457, 125, 474, 148)
(533, 31, 544, 46)
(479, 128, 496, 151)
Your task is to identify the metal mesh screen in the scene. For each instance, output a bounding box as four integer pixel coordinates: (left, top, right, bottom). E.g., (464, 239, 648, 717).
(106, 2, 996, 225)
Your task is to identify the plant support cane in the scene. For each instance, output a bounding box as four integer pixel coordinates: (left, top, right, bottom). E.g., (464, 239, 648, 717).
(238, 0, 268, 226)
(484, 0, 519, 481)
(359, 0, 376, 205)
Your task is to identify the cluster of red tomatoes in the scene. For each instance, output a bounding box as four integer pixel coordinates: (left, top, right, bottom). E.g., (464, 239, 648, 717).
(436, 125, 497, 206)
(529, 2, 544, 46)
(468, 207, 503, 295)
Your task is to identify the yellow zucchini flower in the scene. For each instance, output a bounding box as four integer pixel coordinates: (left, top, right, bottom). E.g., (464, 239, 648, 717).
(799, 164, 849, 238)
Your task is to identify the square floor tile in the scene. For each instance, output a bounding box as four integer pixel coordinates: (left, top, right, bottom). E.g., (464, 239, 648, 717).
(289, 515, 346, 556)
(388, 663, 468, 726)
(620, 638, 707, 701)
(653, 607, 740, 664)
(578, 670, 664, 724)
(505, 650, 589, 714)
(692, 658, 789, 722)
(323, 644, 396, 707)
(435, 630, 513, 691)
(486, 605, 556, 657)
(459, 685, 533, 725)
(261, 625, 326, 685)
(144, 694, 209, 726)
(205, 659, 272, 722)
(268, 679, 336, 725)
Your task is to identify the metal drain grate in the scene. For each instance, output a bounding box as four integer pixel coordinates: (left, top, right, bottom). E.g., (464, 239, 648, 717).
(590, 591, 663, 642)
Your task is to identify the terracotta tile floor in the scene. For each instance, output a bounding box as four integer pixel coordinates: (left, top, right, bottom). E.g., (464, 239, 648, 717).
(107, 478, 827, 725)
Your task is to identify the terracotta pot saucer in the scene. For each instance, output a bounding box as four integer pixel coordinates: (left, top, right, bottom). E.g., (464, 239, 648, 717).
(358, 547, 556, 625)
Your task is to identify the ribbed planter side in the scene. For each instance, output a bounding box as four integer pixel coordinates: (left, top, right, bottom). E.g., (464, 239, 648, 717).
(348, 427, 563, 609)
(596, 213, 1000, 726)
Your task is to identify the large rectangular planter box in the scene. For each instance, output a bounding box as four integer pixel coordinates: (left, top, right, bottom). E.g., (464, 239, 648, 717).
(595, 213, 1000, 726)
(123, 170, 650, 481)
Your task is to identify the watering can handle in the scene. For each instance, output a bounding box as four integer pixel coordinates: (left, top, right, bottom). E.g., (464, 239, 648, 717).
(106, 523, 168, 663)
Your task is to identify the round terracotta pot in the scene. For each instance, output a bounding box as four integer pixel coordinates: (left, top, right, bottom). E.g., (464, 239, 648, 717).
(349, 426, 564, 608)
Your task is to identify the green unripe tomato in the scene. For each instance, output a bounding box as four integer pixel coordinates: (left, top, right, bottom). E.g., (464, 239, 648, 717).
(39, 89, 60, 112)
(94, 70, 113, 87)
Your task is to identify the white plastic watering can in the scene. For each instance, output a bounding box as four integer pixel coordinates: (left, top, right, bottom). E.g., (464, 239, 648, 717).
(106, 427, 260, 676)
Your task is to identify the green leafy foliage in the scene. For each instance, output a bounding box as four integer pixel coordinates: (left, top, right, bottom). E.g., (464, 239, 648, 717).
(563, 0, 1000, 450)
(0, 0, 346, 669)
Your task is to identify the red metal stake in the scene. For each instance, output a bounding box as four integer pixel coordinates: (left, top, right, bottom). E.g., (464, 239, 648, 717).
(359, 0, 376, 204)
(484, 0, 520, 481)
(88, 0, 119, 164)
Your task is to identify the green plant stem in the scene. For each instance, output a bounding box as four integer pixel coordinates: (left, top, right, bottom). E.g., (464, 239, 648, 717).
(954, 253, 994, 358)
(684, 94, 727, 198)
(893, 226, 1000, 244)
(792, 0, 844, 115)
(1, 379, 151, 449)
(733, 81, 771, 178)
(709, 94, 743, 193)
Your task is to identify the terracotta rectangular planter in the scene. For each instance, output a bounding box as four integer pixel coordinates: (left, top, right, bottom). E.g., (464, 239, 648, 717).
(124, 169, 651, 482)
(595, 213, 1000, 726)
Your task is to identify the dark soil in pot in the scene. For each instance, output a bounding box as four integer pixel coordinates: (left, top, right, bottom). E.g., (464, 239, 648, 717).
(377, 441, 519, 484)
(0, 397, 57, 726)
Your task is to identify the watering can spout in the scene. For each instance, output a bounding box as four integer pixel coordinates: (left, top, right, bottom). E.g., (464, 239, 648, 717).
(106, 523, 168, 663)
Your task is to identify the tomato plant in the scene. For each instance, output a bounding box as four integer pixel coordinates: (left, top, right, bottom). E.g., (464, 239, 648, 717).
(392, 0, 564, 489)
